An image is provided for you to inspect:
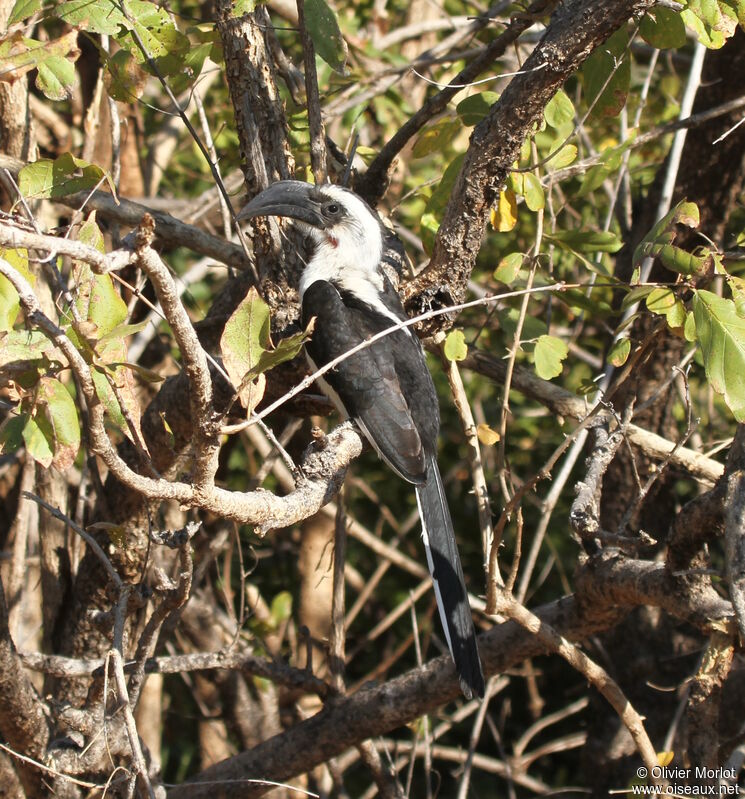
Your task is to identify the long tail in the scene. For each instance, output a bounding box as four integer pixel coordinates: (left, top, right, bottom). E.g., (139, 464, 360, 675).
(416, 453, 485, 700)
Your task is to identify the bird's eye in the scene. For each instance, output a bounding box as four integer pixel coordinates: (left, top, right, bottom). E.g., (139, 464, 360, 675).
(324, 202, 341, 216)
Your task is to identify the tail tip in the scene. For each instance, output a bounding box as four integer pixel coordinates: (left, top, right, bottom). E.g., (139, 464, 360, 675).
(458, 667, 486, 701)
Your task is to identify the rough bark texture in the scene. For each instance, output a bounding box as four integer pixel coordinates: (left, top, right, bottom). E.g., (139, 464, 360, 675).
(169, 555, 732, 799)
(405, 0, 656, 314)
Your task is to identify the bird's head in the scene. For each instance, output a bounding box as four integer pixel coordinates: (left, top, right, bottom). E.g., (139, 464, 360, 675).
(237, 181, 383, 282)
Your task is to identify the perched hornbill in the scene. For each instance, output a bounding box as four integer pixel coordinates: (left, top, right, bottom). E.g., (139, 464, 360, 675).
(239, 180, 485, 699)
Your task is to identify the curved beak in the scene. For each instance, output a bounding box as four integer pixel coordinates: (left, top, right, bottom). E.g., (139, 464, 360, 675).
(237, 180, 324, 228)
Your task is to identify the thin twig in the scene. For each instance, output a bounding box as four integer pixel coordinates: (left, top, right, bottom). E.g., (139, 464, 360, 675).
(296, 0, 327, 183)
(495, 590, 661, 785)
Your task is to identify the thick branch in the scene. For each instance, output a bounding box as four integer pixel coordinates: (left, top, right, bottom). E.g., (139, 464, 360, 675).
(408, 0, 656, 305)
(0, 574, 52, 798)
(168, 555, 731, 798)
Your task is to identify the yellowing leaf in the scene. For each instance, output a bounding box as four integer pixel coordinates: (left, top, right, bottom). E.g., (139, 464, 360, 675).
(443, 329, 467, 362)
(657, 751, 675, 767)
(494, 252, 523, 285)
(491, 189, 518, 232)
(608, 337, 631, 367)
(476, 423, 500, 446)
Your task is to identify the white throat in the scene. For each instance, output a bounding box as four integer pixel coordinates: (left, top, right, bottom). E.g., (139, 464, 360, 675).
(298, 187, 384, 300)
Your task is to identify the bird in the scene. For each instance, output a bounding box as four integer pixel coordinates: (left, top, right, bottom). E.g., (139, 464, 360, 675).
(238, 180, 485, 700)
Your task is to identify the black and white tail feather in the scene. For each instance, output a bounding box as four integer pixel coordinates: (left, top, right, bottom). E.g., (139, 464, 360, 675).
(417, 454, 485, 699)
(238, 180, 486, 700)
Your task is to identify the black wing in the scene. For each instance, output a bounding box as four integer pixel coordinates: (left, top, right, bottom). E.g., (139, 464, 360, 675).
(302, 279, 430, 484)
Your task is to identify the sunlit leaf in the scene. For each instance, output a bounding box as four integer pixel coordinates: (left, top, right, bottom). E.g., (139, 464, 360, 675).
(221, 287, 309, 412)
(57, 0, 126, 34)
(544, 89, 575, 129)
(118, 0, 190, 63)
(0, 31, 80, 100)
(37, 376, 80, 470)
(0, 330, 53, 367)
(693, 290, 745, 421)
(490, 189, 518, 232)
(8, 0, 42, 25)
(22, 414, 53, 467)
(0, 247, 32, 332)
(476, 423, 500, 446)
(547, 229, 623, 254)
(443, 330, 467, 362)
(546, 143, 577, 169)
(494, 253, 524, 284)
(19, 154, 114, 200)
(522, 172, 545, 211)
(534, 335, 568, 380)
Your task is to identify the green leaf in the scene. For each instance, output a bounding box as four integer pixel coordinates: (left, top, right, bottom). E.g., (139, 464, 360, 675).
(646, 287, 677, 315)
(546, 143, 577, 169)
(19, 154, 114, 200)
(305, 0, 348, 74)
(608, 337, 631, 367)
(38, 376, 80, 470)
(221, 288, 309, 412)
(729, 276, 745, 317)
(412, 118, 462, 159)
(640, 7, 687, 48)
(534, 335, 568, 380)
(544, 89, 575, 129)
(22, 414, 54, 467)
(581, 28, 630, 118)
(455, 92, 500, 126)
(500, 309, 547, 342)
(621, 284, 656, 311)
(56, 0, 126, 34)
(8, 0, 42, 25)
(270, 591, 293, 626)
(494, 252, 523, 284)
(684, 311, 697, 342)
(522, 172, 545, 212)
(0, 31, 80, 100)
(0, 330, 53, 367)
(632, 200, 702, 273)
(443, 329, 467, 362)
(419, 211, 440, 256)
(0, 247, 31, 332)
(558, 288, 613, 316)
(693, 289, 745, 421)
(0, 413, 27, 456)
(36, 54, 76, 100)
(681, 0, 738, 47)
(425, 154, 465, 216)
(118, 0, 190, 63)
(546, 229, 623, 254)
(104, 49, 148, 102)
